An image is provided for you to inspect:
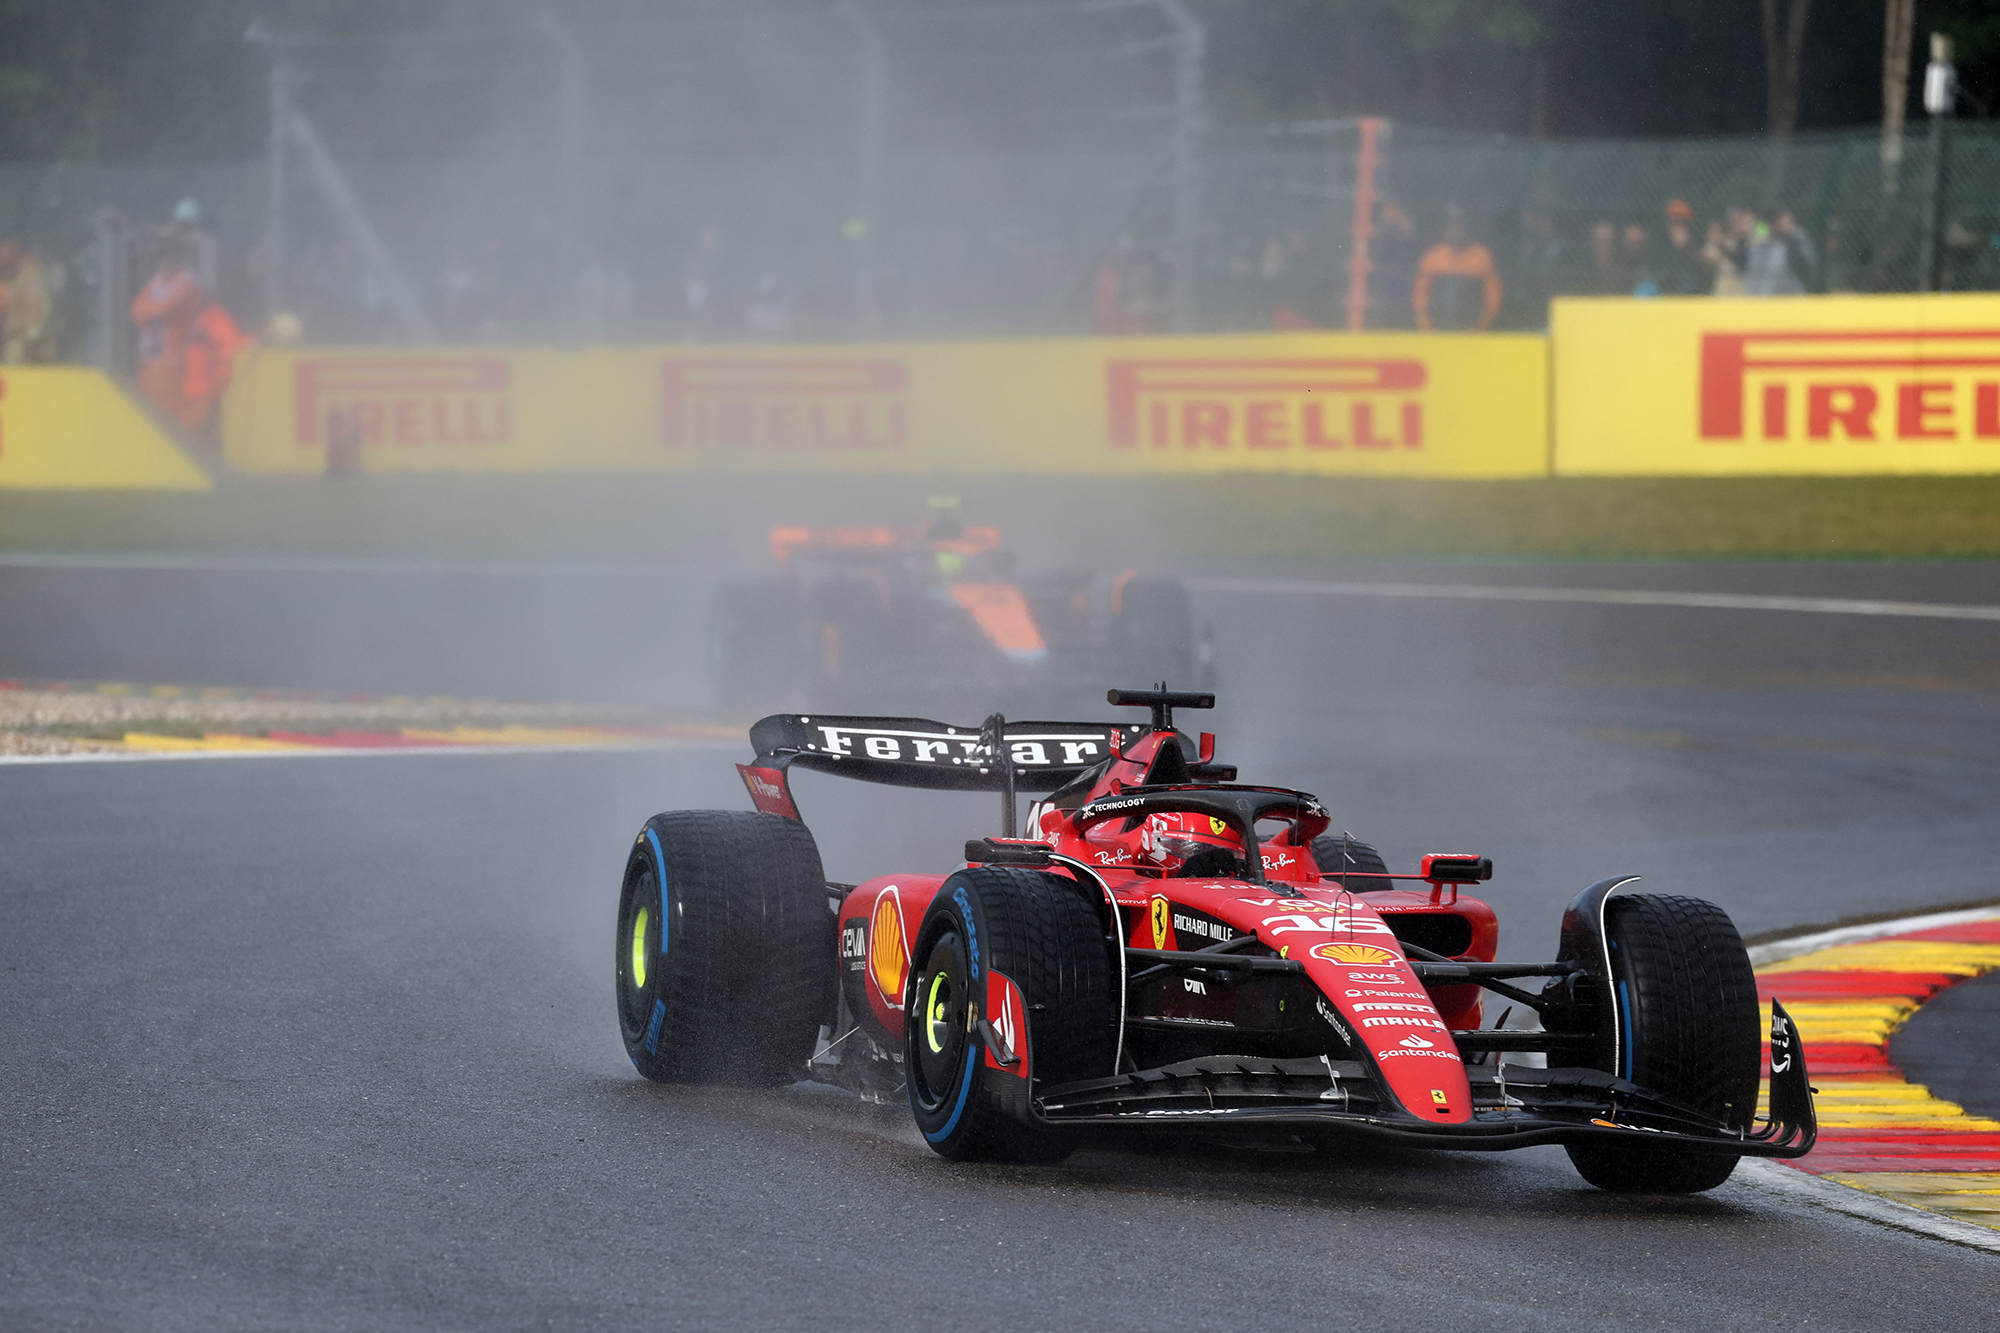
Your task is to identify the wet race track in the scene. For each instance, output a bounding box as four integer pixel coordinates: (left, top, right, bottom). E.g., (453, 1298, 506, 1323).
(5, 556, 2000, 1329)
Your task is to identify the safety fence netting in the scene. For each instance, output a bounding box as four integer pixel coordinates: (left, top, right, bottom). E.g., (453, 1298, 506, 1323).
(0, 2, 1995, 355)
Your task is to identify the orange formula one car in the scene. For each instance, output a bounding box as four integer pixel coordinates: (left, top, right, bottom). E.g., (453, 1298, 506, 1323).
(705, 510, 1206, 709)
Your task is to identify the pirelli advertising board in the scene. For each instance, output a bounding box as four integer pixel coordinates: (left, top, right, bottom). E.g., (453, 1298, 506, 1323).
(220, 333, 1548, 478)
(1555, 294, 2000, 475)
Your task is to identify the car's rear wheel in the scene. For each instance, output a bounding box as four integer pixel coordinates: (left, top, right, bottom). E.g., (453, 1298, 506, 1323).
(616, 810, 834, 1085)
(1565, 893, 1762, 1194)
(905, 867, 1116, 1163)
(1309, 834, 1390, 889)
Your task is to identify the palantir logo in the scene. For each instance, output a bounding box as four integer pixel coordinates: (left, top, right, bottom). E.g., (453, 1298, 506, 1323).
(659, 357, 909, 450)
(1699, 329, 2000, 443)
(1105, 358, 1426, 452)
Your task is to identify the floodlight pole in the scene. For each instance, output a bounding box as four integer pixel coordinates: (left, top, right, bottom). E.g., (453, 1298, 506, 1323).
(1160, 0, 1204, 332)
(837, 2, 886, 334)
(534, 7, 590, 297)
(1088, 0, 1206, 329)
(1918, 32, 1956, 292)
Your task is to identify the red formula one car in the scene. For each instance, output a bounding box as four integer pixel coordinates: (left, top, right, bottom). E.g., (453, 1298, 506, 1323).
(615, 688, 1815, 1192)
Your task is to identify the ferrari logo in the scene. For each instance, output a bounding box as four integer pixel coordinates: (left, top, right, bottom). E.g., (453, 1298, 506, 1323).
(1149, 896, 1171, 949)
(1430, 1089, 1449, 1105)
(1209, 816, 1229, 837)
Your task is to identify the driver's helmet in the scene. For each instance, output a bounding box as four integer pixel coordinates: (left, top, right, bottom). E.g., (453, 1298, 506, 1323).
(1141, 811, 1247, 878)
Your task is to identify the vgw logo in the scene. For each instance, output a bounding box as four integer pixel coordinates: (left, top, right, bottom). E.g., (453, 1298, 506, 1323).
(1106, 358, 1427, 452)
(1700, 329, 2000, 444)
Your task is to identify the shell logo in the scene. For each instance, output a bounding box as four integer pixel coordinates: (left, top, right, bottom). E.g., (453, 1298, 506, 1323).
(1311, 942, 1398, 965)
(870, 888, 910, 1009)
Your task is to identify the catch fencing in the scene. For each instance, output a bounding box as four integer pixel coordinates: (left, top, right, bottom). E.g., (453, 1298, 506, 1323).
(2, 2, 1998, 357)
(10, 123, 2000, 360)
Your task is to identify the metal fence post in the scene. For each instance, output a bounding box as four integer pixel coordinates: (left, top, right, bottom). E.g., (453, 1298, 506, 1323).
(246, 23, 296, 324)
(1918, 33, 1956, 292)
(88, 207, 128, 373)
(1344, 117, 1384, 329)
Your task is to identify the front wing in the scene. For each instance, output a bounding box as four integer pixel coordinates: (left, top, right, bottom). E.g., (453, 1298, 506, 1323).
(1033, 1003, 1817, 1159)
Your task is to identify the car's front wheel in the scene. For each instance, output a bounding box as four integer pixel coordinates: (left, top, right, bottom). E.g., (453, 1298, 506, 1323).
(1564, 893, 1762, 1193)
(905, 867, 1117, 1163)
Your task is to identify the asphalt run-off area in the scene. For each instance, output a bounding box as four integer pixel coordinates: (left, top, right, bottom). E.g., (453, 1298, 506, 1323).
(4, 553, 2000, 1329)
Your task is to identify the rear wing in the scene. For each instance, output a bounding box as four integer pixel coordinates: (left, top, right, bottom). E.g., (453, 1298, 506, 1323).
(737, 712, 1142, 823)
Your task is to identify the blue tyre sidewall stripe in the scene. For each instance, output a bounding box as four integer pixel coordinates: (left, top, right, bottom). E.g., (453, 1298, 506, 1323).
(1617, 979, 1634, 1081)
(645, 827, 669, 958)
(917, 884, 981, 1144)
(923, 1045, 980, 1143)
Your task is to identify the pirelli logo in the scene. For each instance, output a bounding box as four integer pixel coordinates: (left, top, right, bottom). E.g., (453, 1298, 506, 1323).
(1700, 329, 2000, 443)
(1106, 358, 1427, 451)
(659, 357, 908, 450)
(293, 358, 513, 446)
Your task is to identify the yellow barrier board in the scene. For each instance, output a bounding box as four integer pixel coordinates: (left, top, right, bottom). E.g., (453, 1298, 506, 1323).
(1555, 294, 2000, 475)
(221, 333, 1548, 479)
(0, 367, 211, 490)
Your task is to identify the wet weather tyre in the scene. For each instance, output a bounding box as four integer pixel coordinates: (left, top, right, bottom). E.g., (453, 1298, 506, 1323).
(1308, 835, 1390, 889)
(615, 810, 835, 1086)
(1112, 577, 1196, 689)
(904, 868, 1117, 1164)
(705, 579, 806, 711)
(1565, 893, 1762, 1194)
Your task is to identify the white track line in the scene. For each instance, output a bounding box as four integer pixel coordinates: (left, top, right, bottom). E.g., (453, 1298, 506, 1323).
(0, 552, 670, 577)
(1188, 576, 2000, 623)
(9, 557, 1999, 624)
(1737, 903, 2000, 1256)
(1733, 1159, 2000, 1256)
(1748, 903, 2000, 966)
(0, 740, 734, 767)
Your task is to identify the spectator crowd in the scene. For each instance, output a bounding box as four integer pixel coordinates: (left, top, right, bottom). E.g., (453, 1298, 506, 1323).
(8, 182, 2000, 402)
